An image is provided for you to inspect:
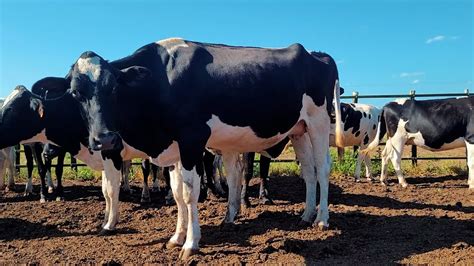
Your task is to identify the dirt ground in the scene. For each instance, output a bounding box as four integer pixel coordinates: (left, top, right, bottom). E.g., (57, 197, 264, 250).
(1, 173, 473, 264)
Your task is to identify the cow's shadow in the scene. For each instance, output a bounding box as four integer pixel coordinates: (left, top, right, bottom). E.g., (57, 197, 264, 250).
(0, 218, 99, 241)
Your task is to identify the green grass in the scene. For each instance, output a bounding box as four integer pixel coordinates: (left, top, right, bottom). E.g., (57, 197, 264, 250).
(13, 146, 468, 182)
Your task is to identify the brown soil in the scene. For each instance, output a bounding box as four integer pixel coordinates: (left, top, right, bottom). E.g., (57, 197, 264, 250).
(1, 174, 473, 264)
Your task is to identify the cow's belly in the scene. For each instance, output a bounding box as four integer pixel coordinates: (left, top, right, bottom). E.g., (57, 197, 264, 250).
(150, 141, 180, 167)
(205, 114, 295, 153)
(408, 133, 466, 151)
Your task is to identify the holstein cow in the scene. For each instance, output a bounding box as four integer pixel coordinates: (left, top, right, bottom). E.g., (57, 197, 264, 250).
(0, 85, 113, 229)
(41, 38, 344, 259)
(380, 97, 474, 189)
(331, 102, 383, 182)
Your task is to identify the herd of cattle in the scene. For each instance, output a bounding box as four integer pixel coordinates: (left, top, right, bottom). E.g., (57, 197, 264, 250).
(0, 38, 473, 260)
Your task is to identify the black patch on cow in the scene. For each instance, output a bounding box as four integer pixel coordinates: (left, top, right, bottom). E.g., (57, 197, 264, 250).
(101, 150, 123, 171)
(383, 97, 474, 148)
(66, 40, 340, 171)
(340, 103, 363, 134)
(363, 134, 370, 145)
(355, 131, 360, 137)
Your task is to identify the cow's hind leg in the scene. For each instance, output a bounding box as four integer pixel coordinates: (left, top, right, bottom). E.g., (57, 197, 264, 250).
(141, 159, 151, 203)
(222, 152, 244, 224)
(259, 155, 273, 205)
(241, 152, 254, 208)
(306, 115, 332, 229)
(465, 141, 474, 189)
(354, 151, 363, 182)
(363, 152, 373, 181)
(24, 145, 34, 196)
(290, 133, 316, 225)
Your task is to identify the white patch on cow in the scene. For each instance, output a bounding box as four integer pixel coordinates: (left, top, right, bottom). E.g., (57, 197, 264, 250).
(151, 141, 181, 167)
(119, 140, 148, 161)
(77, 56, 102, 82)
(75, 144, 104, 171)
(205, 115, 289, 153)
(19, 129, 48, 144)
(156, 37, 188, 55)
(3, 89, 21, 107)
(394, 98, 409, 105)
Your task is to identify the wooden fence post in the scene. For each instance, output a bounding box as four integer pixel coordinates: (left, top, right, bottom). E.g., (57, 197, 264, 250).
(410, 89, 417, 166)
(352, 91, 359, 155)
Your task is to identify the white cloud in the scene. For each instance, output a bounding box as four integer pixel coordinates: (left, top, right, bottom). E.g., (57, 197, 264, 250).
(426, 35, 446, 44)
(411, 79, 420, 84)
(400, 72, 425, 78)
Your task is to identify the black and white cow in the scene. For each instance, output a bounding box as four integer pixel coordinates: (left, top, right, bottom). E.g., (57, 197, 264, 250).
(380, 97, 474, 189)
(0, 85, 115, 229)
(40, 38, 344, 259)
(331, 102, 383, 181)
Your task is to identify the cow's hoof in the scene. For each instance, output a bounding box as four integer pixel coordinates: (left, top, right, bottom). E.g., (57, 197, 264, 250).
(56, 197, 65, 202)
(166, 240, 182, 250)
(259, 197, 274, 205)
(315, 223, 329, 231)
(355, 178, 361, 183)
(48, 187, 54, 194)
(40, 197, 46, 203)
(179, 248, 199, 260)
(98, 228, 116, 236)
(140, 197, 151, 204)
(401, 183, 409, 188)
(297, 219, 312, 228)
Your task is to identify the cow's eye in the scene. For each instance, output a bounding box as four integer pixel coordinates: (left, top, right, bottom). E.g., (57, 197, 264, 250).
(71, 89, 83, 100)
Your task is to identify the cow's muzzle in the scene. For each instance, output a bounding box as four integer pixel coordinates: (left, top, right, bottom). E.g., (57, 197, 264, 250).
(90, 132, 122, 151)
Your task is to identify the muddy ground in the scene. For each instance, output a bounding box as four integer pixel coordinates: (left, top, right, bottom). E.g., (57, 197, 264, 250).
(1, 173, 473, 264)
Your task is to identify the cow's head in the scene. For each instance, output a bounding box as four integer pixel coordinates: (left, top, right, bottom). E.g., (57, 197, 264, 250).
(0, 86, 45, 149)
(48, 51, 151, 151)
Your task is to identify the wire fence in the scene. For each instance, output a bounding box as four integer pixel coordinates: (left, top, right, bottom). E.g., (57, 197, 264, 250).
(13, 89, 471, 172)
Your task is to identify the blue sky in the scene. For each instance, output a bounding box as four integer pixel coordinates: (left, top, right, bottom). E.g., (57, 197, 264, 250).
(1, 0, 472, 107)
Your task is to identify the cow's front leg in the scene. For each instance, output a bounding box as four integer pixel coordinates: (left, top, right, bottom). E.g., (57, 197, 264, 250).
(178, 162, 202, 260)
(465, 141, 474, 189)
(290, 133, 317, 225)
(167, 163, 188, 249)
(100, 159, 122, 234)
(222, 152, 244, 224)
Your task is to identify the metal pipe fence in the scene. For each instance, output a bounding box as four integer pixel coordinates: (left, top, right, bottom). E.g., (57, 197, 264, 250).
(12, 89, 471, 172)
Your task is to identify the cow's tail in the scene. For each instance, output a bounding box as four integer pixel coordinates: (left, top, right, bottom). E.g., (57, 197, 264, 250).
(364, 108, 387, 152)
(334, 79, 345, 147)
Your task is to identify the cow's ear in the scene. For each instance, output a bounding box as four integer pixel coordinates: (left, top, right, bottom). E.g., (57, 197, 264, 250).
(118, 66, 151, 86)
(32, 77, 69, 96)
(30, 98, 44, 118)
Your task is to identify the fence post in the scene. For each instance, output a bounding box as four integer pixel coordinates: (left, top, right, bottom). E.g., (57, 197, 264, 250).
(352, 91, 359, 155)
(71, 156, 78, 172)
(352, 91, 359, 103)
(465, 88, 470, 165)
(410, 89, 417, 166)
(15, 144, 21, 174)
